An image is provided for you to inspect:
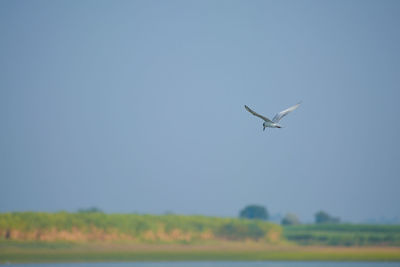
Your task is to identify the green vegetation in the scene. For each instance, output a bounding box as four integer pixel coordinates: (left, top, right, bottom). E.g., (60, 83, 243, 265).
(315, 211, 340, 224)
(283, 224, 400, 246)
(0, 212, 281, 243)
(1, 242, 400, 263)
(281, 213, 301, 226)
(1, 212, 400, 263)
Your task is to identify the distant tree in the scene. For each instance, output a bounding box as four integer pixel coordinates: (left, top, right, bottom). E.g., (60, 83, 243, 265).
(315, 211, 340, 224)
(239, 205, 269, 220)
(78, 207, 103, 213)
(281, 213, 301, 225)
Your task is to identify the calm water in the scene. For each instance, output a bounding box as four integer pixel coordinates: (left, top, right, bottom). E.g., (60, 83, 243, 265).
(2, 262, 400, 267)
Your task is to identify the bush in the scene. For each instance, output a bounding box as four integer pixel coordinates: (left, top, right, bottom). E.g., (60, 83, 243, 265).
(281, 213, 300, 225)
(216, 221, 266, 240)
(315, 211, 340, 224)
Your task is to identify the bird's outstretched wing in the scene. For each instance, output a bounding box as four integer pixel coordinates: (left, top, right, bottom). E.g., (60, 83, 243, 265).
(244, 105, 272, 122)
(272, 102, 301, 123)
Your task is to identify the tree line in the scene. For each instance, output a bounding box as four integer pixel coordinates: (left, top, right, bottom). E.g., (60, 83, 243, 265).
(239, 205, 340, 225)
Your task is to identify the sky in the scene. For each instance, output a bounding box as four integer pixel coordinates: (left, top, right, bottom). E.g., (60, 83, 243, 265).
(1, 0, 400, 223)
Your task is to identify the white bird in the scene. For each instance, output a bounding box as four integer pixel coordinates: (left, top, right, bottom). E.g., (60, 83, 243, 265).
(244, 102, 301, 131)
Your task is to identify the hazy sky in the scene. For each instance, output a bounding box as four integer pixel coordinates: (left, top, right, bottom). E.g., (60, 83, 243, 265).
(1, 0, 400, 223)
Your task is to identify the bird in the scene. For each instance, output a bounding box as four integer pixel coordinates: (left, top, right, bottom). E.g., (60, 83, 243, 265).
(244, 102, 301, 131)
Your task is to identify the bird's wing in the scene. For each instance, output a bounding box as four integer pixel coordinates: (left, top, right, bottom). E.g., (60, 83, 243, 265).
(272, 102, 301, 123)
(244, 105, 272, 122)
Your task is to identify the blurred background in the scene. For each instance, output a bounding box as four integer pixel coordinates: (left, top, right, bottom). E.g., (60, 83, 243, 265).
(1, 0, 400, 224)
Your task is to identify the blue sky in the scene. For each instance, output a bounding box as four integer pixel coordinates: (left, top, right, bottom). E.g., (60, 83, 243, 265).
(1, 0, 400, 223)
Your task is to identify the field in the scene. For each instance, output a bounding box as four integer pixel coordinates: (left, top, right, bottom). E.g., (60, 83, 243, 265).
(0, 212, 281, 243)
(1, 212, 400, 263)
(1, 241, 400, 263)
(283, 224, 400, 246)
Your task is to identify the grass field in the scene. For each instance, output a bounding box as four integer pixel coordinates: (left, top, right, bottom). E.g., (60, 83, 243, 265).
(1, 212, 400, 263)
(1, 241, 400, 263)
(283, 224, 400, 246)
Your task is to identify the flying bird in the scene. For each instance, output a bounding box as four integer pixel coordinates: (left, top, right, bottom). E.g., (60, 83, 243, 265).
(244, 102, 301, 131)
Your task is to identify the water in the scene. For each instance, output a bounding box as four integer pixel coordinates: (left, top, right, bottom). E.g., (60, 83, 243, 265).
(2, 262, 400, 267)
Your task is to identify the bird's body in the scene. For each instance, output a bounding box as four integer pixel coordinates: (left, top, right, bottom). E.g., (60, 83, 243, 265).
(244, 103, 300, 131)
(263, 121, 282, 129)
